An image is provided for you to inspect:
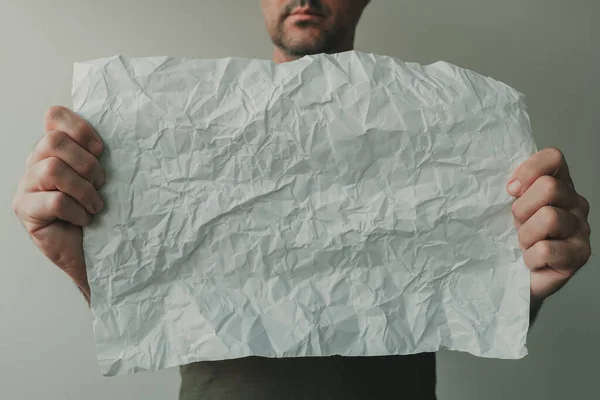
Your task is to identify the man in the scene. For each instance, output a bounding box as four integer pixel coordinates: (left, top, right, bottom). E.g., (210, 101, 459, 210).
(12, 0, 591, 399)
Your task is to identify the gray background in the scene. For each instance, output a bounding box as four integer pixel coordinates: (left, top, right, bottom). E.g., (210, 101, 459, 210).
(0, 0, 597, 399)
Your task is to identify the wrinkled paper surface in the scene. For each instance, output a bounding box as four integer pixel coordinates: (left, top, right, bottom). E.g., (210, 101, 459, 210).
(73, 52, 536, 376)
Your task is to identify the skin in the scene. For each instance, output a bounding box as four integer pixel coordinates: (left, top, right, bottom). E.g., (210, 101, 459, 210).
(508, 149, 591, 307)
(260, 0, 369, 63)
(13, 1, 591, 318)
(13, 106, 105, 302)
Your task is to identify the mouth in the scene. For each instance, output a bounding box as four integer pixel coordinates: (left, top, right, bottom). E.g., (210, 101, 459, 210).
(287, 7, 324, 21)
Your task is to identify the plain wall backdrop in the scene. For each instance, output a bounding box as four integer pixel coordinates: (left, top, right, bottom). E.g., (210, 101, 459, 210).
(1, 1, 598, 399)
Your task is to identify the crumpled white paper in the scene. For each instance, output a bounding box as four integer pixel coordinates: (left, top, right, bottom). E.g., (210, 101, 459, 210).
(73, 51, 536, 376)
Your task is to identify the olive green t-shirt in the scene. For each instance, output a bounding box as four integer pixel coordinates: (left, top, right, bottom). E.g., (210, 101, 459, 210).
(179, 353, 436, 399)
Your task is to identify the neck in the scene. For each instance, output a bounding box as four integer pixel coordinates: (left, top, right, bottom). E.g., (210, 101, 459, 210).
(272, 38, 355, 64)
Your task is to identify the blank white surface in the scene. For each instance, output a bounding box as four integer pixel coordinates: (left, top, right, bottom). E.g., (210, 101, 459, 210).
(1, 1, 597, 399)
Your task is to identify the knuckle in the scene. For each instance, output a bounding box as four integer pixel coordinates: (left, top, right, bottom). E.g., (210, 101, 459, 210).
(73, 120, 90, 139)
(541, 147, 565, 166)
(50, 192, 67, 213)
(44, 106, 68, 123)
(517, 228, 528, 248)
(536, 241, 553, 260)
(512, 200, 525, 222)
(581, 220, 591, 237)
(580, 242, 592, 264)
(80, 156, 100, 178)
(579, 195, 590, 216)
(68, 119, 94, 144)
(43, 156, 64, 177)
(563, 268, 577, 279)
(538, 175, 560, 201)
(540, 206, 560, 228)
(45, 130, 69, 151)
(513, 163, 533, 182)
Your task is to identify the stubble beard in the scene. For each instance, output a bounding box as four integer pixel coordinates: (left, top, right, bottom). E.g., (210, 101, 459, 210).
(272, 20, 338, 57)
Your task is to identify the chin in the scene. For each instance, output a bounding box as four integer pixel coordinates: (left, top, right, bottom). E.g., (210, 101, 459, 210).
(285, 33, 326, 53)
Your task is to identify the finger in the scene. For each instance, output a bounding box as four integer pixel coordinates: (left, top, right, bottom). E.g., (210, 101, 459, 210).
(523, 239, 590, 274)
(511, 175, 578, 225)
(518, 206, 580, 249)
(44, 106, 103, 157)
(16, 191, 92, 228)
(25, 157, 104, 214)
(507, 148, 573, 197)
(578, 195, 590, 219)
(28, 130, 105, 189)
(530, 267, 570, 302)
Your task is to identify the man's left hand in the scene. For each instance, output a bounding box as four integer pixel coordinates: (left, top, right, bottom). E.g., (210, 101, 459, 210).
(508, 148, 591, 304)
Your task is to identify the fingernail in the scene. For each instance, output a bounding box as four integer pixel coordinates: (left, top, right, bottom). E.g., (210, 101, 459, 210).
(90, 140, 103, 155)
(95, 171, 106, 189)
(93, 198, 104, 213)
(507, 180, 522, 196)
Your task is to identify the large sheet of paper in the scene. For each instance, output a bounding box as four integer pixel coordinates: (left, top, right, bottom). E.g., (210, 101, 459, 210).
(73, 52, 536, 376)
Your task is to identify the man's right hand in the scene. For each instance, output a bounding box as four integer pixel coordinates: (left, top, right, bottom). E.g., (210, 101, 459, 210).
(12, 106, 106, 301)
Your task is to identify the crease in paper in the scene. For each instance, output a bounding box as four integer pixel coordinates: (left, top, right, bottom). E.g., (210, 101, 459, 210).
(73, 51, 536, 376)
